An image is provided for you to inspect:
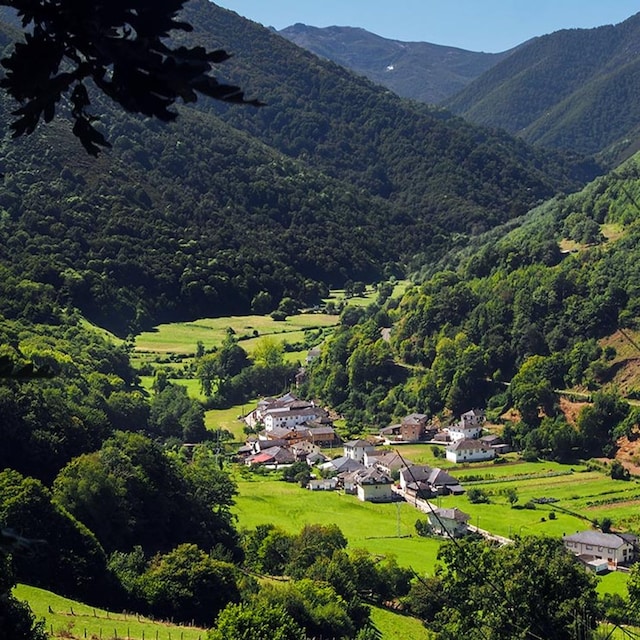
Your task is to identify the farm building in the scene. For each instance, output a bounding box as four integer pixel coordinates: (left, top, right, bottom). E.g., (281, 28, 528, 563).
(446, 438, 496, 463)
(446, 409, 485, 441)
(427, 507, 470, 538)
(355, 467, 394, 503)
(343, 439, 375, 463)
(563, 530, 638, 568)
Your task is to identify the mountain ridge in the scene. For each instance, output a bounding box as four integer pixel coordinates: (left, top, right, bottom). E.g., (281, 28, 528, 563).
(0, 0, 601, 335)
(444, 11, 640, 162)
(277, 22, 514, 104)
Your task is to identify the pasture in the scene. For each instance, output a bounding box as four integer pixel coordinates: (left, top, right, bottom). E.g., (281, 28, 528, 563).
(233, 477, 442, 575)
(13, 584, 205, 640)
(232, 460, 639, 596)
(134, 313, 338, 355)
(370, 606, 435, 639)
(437, 464, 640, 537)
(205, 401, 253, 442)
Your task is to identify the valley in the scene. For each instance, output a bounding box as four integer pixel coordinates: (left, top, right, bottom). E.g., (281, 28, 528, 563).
(4, 1, 640, 638)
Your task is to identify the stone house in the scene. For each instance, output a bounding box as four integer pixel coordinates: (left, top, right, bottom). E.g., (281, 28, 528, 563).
(427, 507, 470, 538)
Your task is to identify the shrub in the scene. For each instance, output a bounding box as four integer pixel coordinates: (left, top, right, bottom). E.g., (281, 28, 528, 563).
(467, 488, 490, 504)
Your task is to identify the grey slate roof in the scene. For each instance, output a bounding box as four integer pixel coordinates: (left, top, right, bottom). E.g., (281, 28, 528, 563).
(430, 507, 470, 523)
(563, 531, 631, 548)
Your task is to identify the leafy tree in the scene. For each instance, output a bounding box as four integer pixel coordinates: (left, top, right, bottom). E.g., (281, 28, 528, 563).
(577, 391, 629, 457)
(256, 579, 356, 640)
(403, 574, 447, 622)
(628, 562, 640, 612)
(152, 369, 169, 394)
(210, 602, 306, 640)
(0, 530, 48, 640)
(252, 336, 285, 368)
(148, 383, 207, 441)
(139, 543, 241, 626)
(286, 523, 348, 578)
(504, 487, 518, 507)
(609, 460, 630, 481)
(257, 528, 295, 576)
(181, 447, 238, 527)
(53, 431, 241, 557)
(1, 0, 261, 154)
(281, 461, 311, 486)
(429, 537, 599, 639)
(0, 469, 108, 600)
(466, 487, 490, 504)
(197, 335, 249, 397)
(105, 389, 150, 432)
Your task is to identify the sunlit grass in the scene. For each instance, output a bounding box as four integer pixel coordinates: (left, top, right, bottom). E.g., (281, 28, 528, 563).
(370, 605, 435, 639)
(233, 477, 441, 575)
(134, 313, 338, 354)
(14, 584, 205, 640)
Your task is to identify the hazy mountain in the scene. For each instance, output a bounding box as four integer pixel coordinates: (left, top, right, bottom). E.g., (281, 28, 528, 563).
(444, 12, 640, 164)
(278, 23, 513, 104)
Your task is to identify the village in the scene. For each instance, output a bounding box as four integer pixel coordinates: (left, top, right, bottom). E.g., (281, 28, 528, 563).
(237, 392, 639, 575)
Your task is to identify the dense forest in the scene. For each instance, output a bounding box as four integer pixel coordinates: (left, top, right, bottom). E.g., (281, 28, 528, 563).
(303, 152, 640, 459)
(0, 0, 601, 336)
(444, 12, 640, 164)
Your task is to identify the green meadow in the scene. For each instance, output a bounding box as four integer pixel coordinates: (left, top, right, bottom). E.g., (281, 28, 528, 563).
(13, 584, 206, 640)
(369, 606, 435, 639)
(437, 466, 640, 537)
(233, 477, 441, 575)
(134, 313, 338, 355)
(205, 401, 254, 442)
(233, 462, 639, 595)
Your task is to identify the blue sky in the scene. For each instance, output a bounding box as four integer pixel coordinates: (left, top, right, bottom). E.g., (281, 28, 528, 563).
(213, 1, 640, 52)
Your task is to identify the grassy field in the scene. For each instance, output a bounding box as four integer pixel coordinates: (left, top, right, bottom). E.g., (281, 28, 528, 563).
(596, 570, 629, 597)
(436, 463, 640, 536)
(205, 401, 254, 442)
(232, 461, 638, 597)
(134, 313, 339, 355)
(233, 477, 441, 575)
(14, 584, 206, 640)
(370, 606, 434, 639)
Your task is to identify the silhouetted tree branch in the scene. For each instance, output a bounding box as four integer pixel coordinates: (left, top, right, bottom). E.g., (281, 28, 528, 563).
(0, 0, 263, 155)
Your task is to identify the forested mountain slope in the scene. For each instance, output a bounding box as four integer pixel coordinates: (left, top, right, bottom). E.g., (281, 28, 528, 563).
(278, 23, 511, 104)
(444, 12, 640, 163)
(303, 151, 640, 457)
(0, 0, 599, 337)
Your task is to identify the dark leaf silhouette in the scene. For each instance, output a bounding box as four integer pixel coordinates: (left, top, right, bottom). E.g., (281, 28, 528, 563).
(0, 0, 263, 153)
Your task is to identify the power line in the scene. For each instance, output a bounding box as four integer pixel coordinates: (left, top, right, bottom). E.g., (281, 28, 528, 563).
(395, 449, 568, 640)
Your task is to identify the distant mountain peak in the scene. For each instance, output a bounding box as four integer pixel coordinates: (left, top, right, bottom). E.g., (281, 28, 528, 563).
(278, 23, 511, 103)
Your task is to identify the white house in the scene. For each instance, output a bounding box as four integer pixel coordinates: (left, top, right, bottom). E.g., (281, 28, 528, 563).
(263, 405, 326, 431)
(446, 438, 496, 463)
(343, 439, 375, 463)
(563, 531, 638, 568)
(307, 478, 338, 491)
(446, 409, 485, 441)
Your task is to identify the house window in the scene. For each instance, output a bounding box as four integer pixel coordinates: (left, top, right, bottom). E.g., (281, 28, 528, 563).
(586, 545, 593, 550)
